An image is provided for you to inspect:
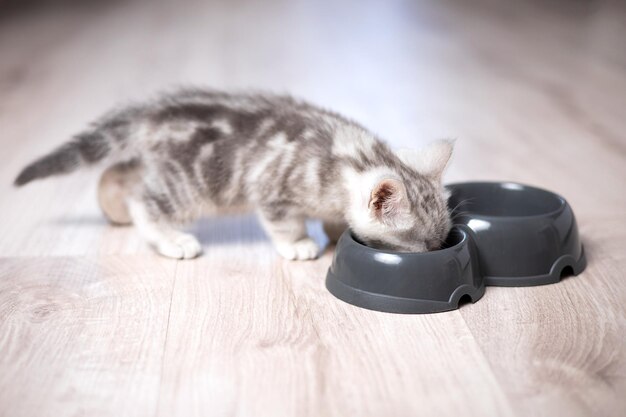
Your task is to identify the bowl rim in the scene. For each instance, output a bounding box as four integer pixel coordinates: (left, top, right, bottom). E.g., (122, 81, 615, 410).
(346, 226, 469, 257)
(446, 181, 568, 220)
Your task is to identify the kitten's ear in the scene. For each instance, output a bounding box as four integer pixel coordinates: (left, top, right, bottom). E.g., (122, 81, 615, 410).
(396, 139, 455, 180)
(369, 178, 409, 222)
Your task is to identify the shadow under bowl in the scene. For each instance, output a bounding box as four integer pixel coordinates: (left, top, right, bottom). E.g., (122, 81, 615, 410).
(325, 227, 485, 314)
(447, 182, 586, 286)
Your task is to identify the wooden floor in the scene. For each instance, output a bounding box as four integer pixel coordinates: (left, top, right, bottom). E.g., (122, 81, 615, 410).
(1, 0, 625, 416)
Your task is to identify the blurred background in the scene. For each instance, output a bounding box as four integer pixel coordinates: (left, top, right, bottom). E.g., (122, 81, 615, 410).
(2, 0, 624, 170)
(1, 0, 625, 253)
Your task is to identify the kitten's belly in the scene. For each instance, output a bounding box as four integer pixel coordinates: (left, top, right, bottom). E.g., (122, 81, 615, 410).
(204, 203, 253, 216)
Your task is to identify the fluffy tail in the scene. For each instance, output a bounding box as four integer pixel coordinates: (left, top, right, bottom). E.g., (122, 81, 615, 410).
(14, 111, 137, 187)
(14, 130, 114, 186)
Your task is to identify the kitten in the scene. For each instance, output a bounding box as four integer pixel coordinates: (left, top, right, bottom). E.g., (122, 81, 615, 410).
(14, 88, 453, 260)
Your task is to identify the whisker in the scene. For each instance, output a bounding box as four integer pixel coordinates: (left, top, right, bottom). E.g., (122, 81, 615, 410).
(448, 197, 475, 218)
(451, 210, 471, 221)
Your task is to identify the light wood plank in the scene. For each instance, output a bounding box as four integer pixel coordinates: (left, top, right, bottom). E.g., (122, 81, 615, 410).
(283, 256, 515, 417)
(0, 256, 176, 417)
(156, 242, 315, 417)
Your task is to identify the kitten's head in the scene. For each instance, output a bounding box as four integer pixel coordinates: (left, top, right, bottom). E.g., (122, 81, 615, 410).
(349, 140, 454, 252)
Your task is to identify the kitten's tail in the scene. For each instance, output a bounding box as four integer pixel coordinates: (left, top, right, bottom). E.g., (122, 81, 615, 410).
(14, 117, 134, 187)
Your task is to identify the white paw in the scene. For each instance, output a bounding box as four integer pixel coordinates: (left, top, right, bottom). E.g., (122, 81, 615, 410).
(275, 238, 320, 261)
(156, 233, 203, 260)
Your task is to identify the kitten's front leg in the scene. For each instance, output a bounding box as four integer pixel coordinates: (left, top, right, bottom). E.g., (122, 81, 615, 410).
(258, 211, 320, 261)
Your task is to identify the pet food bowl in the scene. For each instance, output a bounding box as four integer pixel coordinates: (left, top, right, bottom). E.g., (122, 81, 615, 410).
(325, 227, 485, 314)
(447, 182, 586, 286)
(325, 181, 587, 314)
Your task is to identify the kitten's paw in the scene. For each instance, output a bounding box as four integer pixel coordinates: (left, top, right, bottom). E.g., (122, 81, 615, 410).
(275, 238, 320, 261)
(156, 233, 203, 260)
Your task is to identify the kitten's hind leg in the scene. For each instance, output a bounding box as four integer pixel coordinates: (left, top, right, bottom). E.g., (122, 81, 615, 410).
(98, 161, 141, 225)
(258, 211, 320, 261)
(127, 198, 202, 259)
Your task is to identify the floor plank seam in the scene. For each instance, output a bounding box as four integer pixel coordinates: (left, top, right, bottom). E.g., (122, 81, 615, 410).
(155, 259, 179, 417)
(457, 310, 521, 417)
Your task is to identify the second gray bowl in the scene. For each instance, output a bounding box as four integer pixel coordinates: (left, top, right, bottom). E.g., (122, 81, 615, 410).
(447, 182, 586, 286)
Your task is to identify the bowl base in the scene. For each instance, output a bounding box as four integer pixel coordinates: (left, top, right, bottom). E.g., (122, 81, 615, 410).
(484, 245, 587, 287)
(326, 272, 486, 314)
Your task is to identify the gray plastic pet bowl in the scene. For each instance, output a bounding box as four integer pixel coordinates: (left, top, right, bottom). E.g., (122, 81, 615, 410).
(447, 181, 586, 286)
(326, 227, 485, 314)
(325, 181, 586, 314)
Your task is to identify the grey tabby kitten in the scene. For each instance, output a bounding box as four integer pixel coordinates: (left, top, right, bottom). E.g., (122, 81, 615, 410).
(14, 88, 453, 260)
